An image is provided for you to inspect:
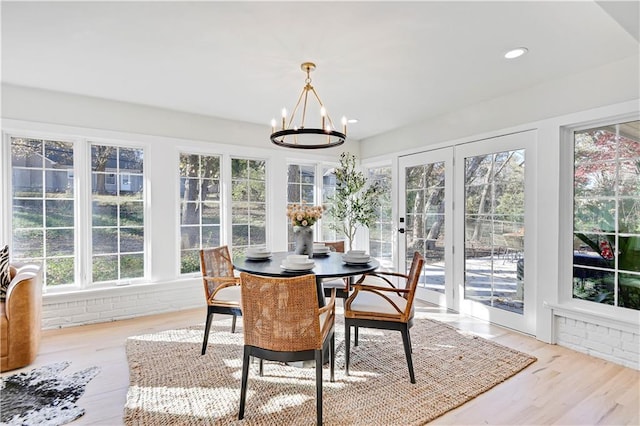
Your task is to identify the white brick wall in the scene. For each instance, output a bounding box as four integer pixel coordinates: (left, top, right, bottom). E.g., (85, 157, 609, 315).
(41, 278, 202, 329)
(555, 315, 639, 370)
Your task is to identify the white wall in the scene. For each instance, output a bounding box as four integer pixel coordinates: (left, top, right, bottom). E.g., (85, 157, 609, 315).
(1, 84, 361, 155)
(360, 56, 638, 159)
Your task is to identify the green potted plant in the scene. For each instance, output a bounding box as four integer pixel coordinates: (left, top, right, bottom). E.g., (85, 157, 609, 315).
(327, 152, 384, 251)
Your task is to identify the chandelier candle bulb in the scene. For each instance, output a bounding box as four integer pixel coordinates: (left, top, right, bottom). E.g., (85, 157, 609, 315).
(271, 118, 276, 133)
(281, 108, 287, 130)
(341, 116, 347, 134)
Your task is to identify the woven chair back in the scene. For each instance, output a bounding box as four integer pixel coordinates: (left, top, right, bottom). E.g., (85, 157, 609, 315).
(199, 246, 235, 298)
(240, 273, 322, 352)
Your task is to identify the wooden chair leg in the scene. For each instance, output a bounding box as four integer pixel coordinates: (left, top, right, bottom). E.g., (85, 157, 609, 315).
(401, 327, 416, 384)
(354, 326, 359, 346)
(239, 346, 251, 420)
(259, 358, 264, 377)
(345, 322, 351, 376)
(201, 310, 214, 355)
(330, 332, 335, 382)
(231, 315, 237, 333)
(315, 349, 323, 426)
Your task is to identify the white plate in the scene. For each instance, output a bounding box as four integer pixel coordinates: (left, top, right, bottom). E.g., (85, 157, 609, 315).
(280, 262, 315, 271)
(246, 255, 272, 260)
(246, 251, 271, 257)
(343, 255, 370, 261)
(343, 260, 371, 265)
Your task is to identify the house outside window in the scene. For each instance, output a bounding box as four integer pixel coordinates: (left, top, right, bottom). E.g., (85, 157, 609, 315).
(91, 144, 145, 283)
(572, 120, 640, 311)
(10, 137, 75, 287)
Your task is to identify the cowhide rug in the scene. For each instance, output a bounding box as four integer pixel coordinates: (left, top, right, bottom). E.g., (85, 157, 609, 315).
(1, 362, 100, 426)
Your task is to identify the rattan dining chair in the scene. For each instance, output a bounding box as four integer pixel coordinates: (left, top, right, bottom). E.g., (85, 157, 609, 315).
(199, 246, 242, 355)
(238, 272, 336, 425)
(344, 251, 424, 383)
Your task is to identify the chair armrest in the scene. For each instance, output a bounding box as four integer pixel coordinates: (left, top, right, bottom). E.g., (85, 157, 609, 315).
(319, 288, 336, 341)
(4, 266, 42, 371)
(351, 283, 410, 294)
(204, 276, 240, 300)
(346, 284, 409, 316)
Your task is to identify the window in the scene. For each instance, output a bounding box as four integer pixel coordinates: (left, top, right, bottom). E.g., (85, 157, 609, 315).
(179, 153, 222, 274)
(287, 163, 316, 250)
(367, 166, 393, 267)
(320, 166, 341, 242)
(573, 120, 640, 310)
(231, 158, 267, 258)
(11, 137, 75, 287)
(91, 144, 145, 283)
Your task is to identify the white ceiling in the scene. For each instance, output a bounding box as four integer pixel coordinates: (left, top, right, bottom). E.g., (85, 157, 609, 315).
(2, 1, 638, 141)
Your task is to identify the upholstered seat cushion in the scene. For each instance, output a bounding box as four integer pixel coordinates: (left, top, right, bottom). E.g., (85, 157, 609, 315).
(213, 284, 241, 303)
(349, 290, 412, 317)
(322, 277, 347, 289)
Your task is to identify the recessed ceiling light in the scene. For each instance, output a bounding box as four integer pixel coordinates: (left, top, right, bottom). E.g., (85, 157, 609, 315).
(504, 47, 528, 59)
(347, 118, 358, 124)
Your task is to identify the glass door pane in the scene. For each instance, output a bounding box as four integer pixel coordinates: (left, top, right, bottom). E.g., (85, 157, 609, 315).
(463, 150, 525, 314)
(406, 161, 446, 292)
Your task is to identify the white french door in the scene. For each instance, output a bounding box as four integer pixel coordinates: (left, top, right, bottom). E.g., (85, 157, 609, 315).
(454, 131, 536, 334)
(398, 131, 536, 334)
(398, 148, 454, 307)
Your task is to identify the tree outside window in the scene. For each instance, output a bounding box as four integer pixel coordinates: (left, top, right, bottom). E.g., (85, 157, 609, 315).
(573, 120, 640, 310)
(179, 153, 221, 273)
(231, 158, 267, 258)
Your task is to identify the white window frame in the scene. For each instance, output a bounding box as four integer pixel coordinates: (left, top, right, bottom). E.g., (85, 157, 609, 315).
(559, 113, 640, 325)
(177, 151, 223, 275)
(2, 129, 150, 292)
(228, 155, 269, 257)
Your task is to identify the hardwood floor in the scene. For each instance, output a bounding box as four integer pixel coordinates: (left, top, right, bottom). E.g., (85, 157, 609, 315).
(4, 303, 638, 425)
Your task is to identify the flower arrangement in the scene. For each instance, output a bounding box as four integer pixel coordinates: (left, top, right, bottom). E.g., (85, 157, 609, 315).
(286, 203, 323, 227)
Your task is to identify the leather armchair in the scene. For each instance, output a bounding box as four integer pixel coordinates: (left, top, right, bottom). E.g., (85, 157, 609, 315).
(1, 264, 42, 372)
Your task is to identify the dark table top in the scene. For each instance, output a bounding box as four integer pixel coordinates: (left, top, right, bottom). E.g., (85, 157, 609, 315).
(233, 251, 379, 279)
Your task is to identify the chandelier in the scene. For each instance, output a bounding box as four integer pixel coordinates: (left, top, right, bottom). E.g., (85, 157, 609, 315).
(270, 62, 347, 149)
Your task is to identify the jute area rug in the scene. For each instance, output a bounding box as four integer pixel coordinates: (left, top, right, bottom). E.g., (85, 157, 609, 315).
(124, 312, 536, 425)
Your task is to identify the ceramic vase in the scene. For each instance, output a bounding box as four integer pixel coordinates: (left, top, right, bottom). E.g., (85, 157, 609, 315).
(293, 225, 313, 256)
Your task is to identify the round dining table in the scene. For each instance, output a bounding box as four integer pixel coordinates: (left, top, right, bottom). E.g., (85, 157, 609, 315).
(233, 251, 380, 306)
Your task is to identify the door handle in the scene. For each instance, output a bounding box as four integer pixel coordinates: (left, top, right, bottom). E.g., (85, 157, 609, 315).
(399, 228, 405, 234)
